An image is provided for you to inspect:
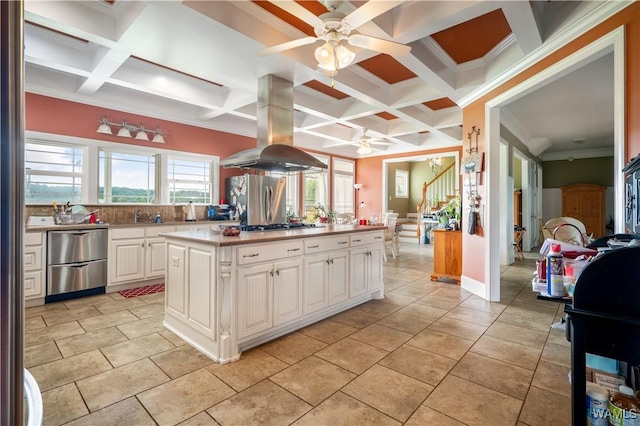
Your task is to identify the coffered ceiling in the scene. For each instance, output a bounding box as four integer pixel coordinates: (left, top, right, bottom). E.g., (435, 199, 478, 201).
(23, 1, 628, 158)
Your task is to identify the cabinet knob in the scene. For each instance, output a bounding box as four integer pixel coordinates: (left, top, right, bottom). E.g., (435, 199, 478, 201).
(270, 270, 274, 277)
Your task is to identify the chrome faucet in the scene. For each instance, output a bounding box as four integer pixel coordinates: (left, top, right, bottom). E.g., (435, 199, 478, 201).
(134, 209, 151, 223)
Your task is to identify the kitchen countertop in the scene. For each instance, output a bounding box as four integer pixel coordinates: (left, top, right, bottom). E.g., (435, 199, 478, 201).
(161, 224, 386, 247)
(24, 220, 239, 232)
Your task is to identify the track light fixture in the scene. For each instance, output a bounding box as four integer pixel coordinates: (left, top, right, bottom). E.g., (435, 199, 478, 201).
(96, 116, 165, 143)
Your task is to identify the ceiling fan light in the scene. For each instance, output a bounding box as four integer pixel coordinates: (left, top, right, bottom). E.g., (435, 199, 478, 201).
(357, 142, 372, 155)
(334, 44, 355, 68)
(315, 42, 336, 71)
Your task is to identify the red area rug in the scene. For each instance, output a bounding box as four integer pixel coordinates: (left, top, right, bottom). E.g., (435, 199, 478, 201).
(118, 283, 165, 298)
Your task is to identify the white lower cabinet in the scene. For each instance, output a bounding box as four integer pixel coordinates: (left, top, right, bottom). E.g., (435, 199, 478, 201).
(328, 250, 349, 304)
(24, 231, 45, 300)
(304, 248, 349, 314)
(350, 244, 383, 297)
(237, 258, 303, 339)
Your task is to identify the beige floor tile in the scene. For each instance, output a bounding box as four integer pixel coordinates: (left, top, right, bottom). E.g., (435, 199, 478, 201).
(101, 333, 174, 367)
(391, 285, 435, 299)
(56, 327, 128, 357)
(458, 297, 508, 314)
(405, 406, 466, 426)
(375, 311, 432, 335)
(207, 379, 310, 425)
(95, 297, 147, 314)
(25, 302, 69, 318)
(315, 337, 388, 374)
(428, 316, 488, 341)
(116, 314, 165, 339)
(519, 385, 572, 426)
(78, 309, 138, 332)
(178, 412, 220, 425)
(485, 321, 549, 349)
(159, 329, 187, 346)
(471, 335, 542, 370)
(342, 364, 433, 422)
(329, 308, 382, 328)
(424, 375, 523, 426)
(42, 305, 101, 326)
(414, 295, 461, 310)
(25, 321, 85, 347)
(531, 360, 571, 397)
(496, 310, 554, 333)
(25, 341, 62, 368)
(540, 341, 572, 368)
(293, 391, 400, 426)
(354, 299, 401, 316)
(65, 396, 156, 426)
(139, 368, 235, 425)
(207, 348, 288, 392)
(407, 328, 474, 360)
(25, 315, 46, 331)
(41, 383, 89, 426)
(270, 355, 356, 406)
(138, 292, 165, 305)
(30, 349, 112, 392)
(151, 343, 215, 379)
(62, 294, 118, 310)
(379, 344, 456, 386)
(259, 332, 327, 364)
(76, 358, 169, 411)
(450, 352, 534, 400)
(349, 323, 413, 351)
(128, 302, 165, 319)
(298, 319, 357, 344)
(428, 287, 472, 302)
(547, 328, 571, 347)
(397, 304, 448, 321)
(381, 292, 418, 306)
(445, 306, 499, 326)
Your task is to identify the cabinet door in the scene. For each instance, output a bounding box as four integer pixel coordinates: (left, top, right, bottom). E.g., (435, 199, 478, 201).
(237, 263, 273, 339)
(350, 247, 368, 297)
(24, 271, 43, 299)
(328, 250, 349, 305)
(110, 238, 145, 284)
(146, 237, 167, 278)
(304, 253, 329, 314)
(367, 245, 383, 291)
(273, 259, 303, 326)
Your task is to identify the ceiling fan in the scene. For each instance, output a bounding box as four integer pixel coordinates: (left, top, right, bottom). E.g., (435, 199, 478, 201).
(326, 128, 392, 154)
(258, 1, 411, 71)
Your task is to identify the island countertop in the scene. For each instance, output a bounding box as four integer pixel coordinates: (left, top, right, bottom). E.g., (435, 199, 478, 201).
(160, 224, 386, 247)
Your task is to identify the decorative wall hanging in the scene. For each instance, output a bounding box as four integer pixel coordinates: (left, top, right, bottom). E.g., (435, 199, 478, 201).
(460, 126, 483, 174)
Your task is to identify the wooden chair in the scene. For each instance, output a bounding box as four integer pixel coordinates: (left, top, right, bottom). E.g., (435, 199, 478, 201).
(513, 229, 525, 261)
(382, 213, 399, 261)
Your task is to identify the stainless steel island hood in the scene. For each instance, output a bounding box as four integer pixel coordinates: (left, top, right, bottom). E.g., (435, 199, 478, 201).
(221, 75, 327, 172)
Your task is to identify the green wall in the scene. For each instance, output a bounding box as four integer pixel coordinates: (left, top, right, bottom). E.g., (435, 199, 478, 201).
(387, 161, 411, 216)
(543, 156, 614, 188)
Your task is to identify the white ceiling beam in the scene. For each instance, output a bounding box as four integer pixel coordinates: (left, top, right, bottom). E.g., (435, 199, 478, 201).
(501, 2, 543, 55)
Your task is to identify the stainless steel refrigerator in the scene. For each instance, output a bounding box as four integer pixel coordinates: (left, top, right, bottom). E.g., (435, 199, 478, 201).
(227, 174, 287, 225)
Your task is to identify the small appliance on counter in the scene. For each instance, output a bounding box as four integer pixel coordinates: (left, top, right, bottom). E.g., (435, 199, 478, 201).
(185, 201, 196, 221)
(226, 174, 287, 226)
(207, 204, 232, 221)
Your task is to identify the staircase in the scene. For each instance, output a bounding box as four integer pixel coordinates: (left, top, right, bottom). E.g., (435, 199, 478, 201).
(397, 164, 457, 243)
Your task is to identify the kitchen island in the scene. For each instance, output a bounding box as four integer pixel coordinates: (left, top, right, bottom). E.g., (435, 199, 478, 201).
(161, 224, 386, 364)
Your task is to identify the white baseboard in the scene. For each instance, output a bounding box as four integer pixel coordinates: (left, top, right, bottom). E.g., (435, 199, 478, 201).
(461, 275, 488, 300)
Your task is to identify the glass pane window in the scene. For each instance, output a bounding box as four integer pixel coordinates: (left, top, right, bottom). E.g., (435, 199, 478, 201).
(25, 142, 84, 203)
(332, 158, 354, 214)
(395, 169, 409, 198)
(168, 157, 212, 204)
(99, 150, 156, 203)
(303, 154, 329, 214)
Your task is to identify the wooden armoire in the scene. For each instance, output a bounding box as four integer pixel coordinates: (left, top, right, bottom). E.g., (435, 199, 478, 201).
(561, 183, 606, 238)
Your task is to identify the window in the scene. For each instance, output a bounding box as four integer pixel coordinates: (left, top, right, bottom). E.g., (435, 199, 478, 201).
(167, 157, 212, 204)
(395, 169, 409, 198)
(332, 158, 355, 214)
(303, 154, 329, 213)
(269, 170, 299, 215)
(99, 149, 156, 203)
(25, 141, 84, 203)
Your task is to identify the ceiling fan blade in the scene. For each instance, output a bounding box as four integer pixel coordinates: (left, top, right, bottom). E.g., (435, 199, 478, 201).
(348, 33, 411, 57)
(370, 140, 393, 146)
(268, 1, 324, 27)
(324, 141, 358, 148)
(258, 36, 318, 56)
(342, 1, 404, 30)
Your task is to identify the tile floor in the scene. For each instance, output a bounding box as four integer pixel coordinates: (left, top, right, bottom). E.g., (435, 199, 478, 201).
(25, 243, 572, 425)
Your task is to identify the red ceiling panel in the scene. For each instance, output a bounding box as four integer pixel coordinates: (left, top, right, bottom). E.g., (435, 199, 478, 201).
(303, 80, 349, 100)
(358, 54, 416, 84)
(423, 98, 457, 110)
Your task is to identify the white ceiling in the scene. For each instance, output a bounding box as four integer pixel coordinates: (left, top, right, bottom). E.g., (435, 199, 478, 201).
(23, 1, 628, 159)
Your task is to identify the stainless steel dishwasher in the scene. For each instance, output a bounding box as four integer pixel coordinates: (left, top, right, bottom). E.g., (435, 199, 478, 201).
(46, 228, 108, 302)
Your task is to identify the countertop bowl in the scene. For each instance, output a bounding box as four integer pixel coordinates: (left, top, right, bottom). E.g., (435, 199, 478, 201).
(219, 224, 241, 236)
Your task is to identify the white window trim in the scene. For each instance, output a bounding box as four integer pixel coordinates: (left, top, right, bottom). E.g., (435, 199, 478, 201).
(395, 169, 409, 198)
(332, 157, 355, 213)
(166, 154, 217, 205)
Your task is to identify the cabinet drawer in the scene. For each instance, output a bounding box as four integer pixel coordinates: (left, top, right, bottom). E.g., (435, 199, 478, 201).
(111, 227, 145, 240)
(237, 240, 303, 265)
(304, 236, 350, 254)
(25, 232, 44, 246)
(145, 225, 176, 238)
(24, 245, 43, 271)
(350, 231, 384, 247)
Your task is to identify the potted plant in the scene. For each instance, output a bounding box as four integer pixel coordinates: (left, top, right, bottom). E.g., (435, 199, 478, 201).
(286, 209, 299, 223)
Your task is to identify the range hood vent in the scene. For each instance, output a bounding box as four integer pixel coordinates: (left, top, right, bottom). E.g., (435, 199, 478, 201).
(221, 75, 327, 172)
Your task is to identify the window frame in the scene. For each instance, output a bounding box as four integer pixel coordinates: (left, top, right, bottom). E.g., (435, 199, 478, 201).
(395, 169, 409, 198)
(302, 153, 330, 213)
(332, 157, 355, 215)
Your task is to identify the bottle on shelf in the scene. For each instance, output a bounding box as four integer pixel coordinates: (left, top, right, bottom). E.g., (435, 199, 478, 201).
(608, 385, 640, 426)
(546, 242, 564, 297)
(155, 212, 162, 223)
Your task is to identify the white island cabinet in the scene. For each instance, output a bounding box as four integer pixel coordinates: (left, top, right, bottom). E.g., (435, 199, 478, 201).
(161, 225, 385, 364)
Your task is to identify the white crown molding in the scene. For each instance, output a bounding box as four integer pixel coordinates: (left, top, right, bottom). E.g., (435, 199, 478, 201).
(458, 1, 634, 107)
(421, 36, 459, 73)
(484, 33, 517, 64)
(540, 147, 614, 161)
(499, 108, 531, 146)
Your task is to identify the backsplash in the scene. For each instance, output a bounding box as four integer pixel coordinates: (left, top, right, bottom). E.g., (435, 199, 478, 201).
(25, 204, 211, 225)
